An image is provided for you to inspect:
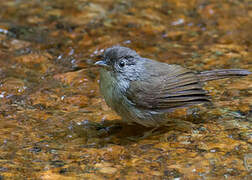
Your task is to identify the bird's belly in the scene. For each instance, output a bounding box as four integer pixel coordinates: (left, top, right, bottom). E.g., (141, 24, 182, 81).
(99, 69, 165, 127)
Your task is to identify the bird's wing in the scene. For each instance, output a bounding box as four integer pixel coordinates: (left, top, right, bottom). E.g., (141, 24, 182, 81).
(126, 64, 210, 112)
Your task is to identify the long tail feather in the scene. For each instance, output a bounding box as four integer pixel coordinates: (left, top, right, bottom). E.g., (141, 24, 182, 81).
(198, 69, 251, 82)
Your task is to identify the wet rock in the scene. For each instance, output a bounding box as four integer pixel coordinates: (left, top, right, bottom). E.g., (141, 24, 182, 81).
(65, 3, 106, 25)
(163, 31, 186, 41)
(98, 166, 117, 174)
(40, 170, 70, 180)
(244, 153, 252, 171)
(2, 38, 31, 51)
(29, 91, 60, 108)
(50, 160, 65, 168)
(63, 95, 89, 108)
(0, 77, 26, 95)
(14, 53, 53, 73)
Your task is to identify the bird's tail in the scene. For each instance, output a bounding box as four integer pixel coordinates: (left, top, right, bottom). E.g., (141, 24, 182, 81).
(198, 69, 251, 82)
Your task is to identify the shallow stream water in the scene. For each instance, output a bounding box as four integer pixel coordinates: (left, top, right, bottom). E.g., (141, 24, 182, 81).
(0, 0, 251, 179)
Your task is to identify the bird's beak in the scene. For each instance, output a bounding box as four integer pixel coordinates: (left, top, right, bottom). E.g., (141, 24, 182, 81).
(94, 60, 109, 68)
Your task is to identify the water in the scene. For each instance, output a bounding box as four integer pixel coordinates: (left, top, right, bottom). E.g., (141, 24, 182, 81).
(0, 0, 251, 179)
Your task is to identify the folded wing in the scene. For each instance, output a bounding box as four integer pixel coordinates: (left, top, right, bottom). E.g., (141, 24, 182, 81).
(126, 64, 210, 112)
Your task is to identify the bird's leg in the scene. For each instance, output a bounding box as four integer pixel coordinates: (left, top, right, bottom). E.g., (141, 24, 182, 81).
(127, 126, 161, 141)
(164, 119, 195, 132)
(141, 126, 161, 138)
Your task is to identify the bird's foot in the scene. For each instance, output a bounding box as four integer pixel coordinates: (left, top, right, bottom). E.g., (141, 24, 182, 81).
(164, 119, 195, 132)
(127, 127, 161, 141)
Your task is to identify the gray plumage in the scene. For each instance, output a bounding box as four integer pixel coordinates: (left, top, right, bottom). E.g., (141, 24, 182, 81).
(95, 46, 251, 127)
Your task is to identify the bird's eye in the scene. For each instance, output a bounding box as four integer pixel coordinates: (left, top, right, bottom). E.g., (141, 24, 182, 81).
(119, 61, 125, 67)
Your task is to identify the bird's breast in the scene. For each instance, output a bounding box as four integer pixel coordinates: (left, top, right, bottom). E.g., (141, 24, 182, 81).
(99, 69, 129, 110)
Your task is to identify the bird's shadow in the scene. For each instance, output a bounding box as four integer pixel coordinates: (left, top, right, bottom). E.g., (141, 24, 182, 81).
(72, 118, 200, 147)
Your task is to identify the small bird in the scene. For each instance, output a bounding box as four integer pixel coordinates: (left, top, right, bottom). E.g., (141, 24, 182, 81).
(95, 46, 251, 127)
